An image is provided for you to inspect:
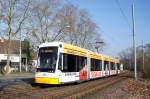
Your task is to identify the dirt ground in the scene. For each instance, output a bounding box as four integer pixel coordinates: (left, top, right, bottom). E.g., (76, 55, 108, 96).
(82, 78, 150, 99)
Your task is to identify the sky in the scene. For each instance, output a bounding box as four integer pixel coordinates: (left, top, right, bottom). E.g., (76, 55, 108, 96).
(66, 0, 150, 57)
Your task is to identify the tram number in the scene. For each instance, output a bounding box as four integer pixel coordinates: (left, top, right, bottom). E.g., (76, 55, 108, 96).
(65, 72, 76, 76)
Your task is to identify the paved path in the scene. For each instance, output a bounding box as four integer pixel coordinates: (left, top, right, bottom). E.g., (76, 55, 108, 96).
(0, 72, 34, 90)
(0, 72, 34, 80)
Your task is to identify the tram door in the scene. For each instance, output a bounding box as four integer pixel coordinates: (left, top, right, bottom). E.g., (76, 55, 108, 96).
(79, 56, 88, 80)
(86, 57, 90, 79)
(104, 61, 109, 76)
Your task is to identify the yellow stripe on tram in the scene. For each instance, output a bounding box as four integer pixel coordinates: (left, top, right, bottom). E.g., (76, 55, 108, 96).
(35, 77, 60, 84)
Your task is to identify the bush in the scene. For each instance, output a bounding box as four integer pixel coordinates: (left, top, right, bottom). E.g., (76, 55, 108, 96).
(143, 57, 150, 79)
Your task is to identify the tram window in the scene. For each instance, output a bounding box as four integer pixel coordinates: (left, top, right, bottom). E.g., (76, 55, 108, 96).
(76, 56, 80, 71)
(99, 60, 102, 70)
(68, 54, 76, 72)
(63, 54, 68, 71)
(104, 61, 108, 70)
(75, 56, 78, 71)
(91, 59, 95, 71)
(110, 62, 115, 70)
(62, 54, 77, 72)
(77, 56, 87, 71)
(113, 63, 115, 70)
(78, 57, 82, 70)
(96, 60, 102, 71)
(58, 53, 62, 71)
(110, 62, 112, 70)
(113, 63, 116, 70)
(117, 63, 120, 70)
(91, 59, 102, 71)
(62, 53, 87, 72)
(95, 59, 99, 71)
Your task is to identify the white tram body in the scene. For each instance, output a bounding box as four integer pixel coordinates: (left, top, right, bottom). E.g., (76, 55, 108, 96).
(35, 42, 123, 84)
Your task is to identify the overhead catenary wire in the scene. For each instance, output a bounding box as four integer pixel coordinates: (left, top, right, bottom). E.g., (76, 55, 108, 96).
(115, 0, 132, 32)
(65, 0, 126, 56)
(99, 25, 123, 47)
(65, 0, 122, 46)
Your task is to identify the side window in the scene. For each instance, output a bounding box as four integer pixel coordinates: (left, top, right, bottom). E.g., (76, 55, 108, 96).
(95, 59, 100, 71)
(63, 54, 68, 72)
(62, 54, 77, 72)
(113, 63, 115, 70)
(91, 59, 102, 71)
(117, 63, 120, 70)
(81, 57, 86, 69)
(77, 56, 87, 71)
(99, 60, 102, 71)
(78, 57, 82, 70)
(62, 53, 87, 72)
(110, 62, 113, 70)
(58, 53, 62, 71)
(104, 61, 108, 70)
(91, 59, 94, 71)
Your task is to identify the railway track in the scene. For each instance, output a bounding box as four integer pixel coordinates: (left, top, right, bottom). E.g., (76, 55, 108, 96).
(33, 76, 126, 99)
(65, 77, 124, 99)
(0, 72, 131, 99)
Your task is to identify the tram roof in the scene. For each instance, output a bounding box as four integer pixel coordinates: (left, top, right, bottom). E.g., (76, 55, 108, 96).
(39, 42, 64, 48)
(63, 43, 87, 53)
(39, 42, 120, 63)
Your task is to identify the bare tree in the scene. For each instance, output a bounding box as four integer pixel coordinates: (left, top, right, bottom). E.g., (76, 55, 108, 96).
(0, 0, 30, 75)
(54, 4, 104, 51)
(53, 4, 78, 44)
(77, 9, 103, 49)
(26, 2, 104, 52)
(119, 45, 150, 78)
(28, 2, 104, 50)
(119, 48, 134, 70)
(26, 0, 60, 47)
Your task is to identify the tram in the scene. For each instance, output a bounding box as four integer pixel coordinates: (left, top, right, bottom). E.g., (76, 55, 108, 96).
(35, 42, 122, 84)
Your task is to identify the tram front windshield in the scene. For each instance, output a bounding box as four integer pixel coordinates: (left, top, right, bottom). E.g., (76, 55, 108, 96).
(38, 47, 58, 72)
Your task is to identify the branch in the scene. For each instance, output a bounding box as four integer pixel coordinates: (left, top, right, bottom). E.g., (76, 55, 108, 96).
(51, 27, 63, 41)
(14, 0, 31, 35)
(32, 30, 42, 44)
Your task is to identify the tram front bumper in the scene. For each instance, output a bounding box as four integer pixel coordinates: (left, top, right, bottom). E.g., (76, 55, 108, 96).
(35, 77, 60, 84)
